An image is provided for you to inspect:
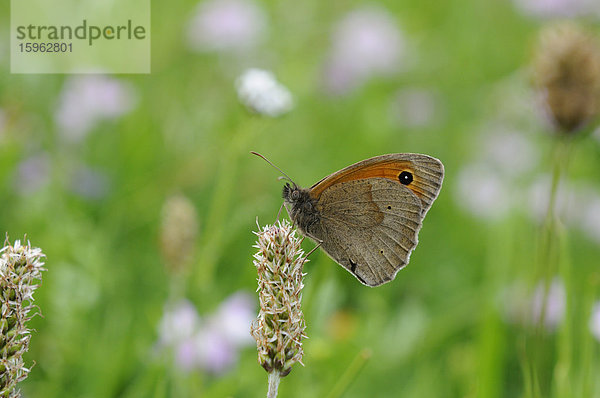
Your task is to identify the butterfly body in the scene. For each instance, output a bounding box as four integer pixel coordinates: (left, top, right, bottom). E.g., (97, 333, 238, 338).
(282, 185, 321, 238)
(277, 153, 444, 287)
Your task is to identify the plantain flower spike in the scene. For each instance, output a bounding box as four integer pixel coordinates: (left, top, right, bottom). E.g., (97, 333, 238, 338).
(251, 219, 307, 392)
(533, 22, 600, 134)
(0, 237, 46, 398)
(160, 194, 198, 275)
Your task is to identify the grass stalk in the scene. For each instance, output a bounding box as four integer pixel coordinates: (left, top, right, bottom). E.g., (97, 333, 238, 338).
(196, 118, 264, 291)
(325, 349, 371, 398)
(529, 136, 573, 397)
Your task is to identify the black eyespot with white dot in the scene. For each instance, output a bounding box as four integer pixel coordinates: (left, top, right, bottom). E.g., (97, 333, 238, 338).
(398, 171, 413, 185)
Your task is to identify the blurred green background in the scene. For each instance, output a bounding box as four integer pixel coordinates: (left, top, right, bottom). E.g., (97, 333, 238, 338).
(1, 0, 600, 397)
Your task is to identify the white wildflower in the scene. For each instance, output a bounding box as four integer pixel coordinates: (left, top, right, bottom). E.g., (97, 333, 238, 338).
(235, 69, 293, 117)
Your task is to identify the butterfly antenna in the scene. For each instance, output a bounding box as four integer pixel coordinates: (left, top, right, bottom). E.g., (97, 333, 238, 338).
(251, 151, 297, 187)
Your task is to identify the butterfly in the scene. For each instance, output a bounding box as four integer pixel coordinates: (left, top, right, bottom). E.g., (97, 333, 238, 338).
(254, 152, 444, 287)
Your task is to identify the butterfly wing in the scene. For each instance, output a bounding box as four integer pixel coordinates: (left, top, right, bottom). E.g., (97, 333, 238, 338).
(314, 178, 423, 286)
(310, 154, 444, 217)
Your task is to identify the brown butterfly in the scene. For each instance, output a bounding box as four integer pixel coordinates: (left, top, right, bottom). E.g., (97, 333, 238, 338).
(254, 153, 444, 287)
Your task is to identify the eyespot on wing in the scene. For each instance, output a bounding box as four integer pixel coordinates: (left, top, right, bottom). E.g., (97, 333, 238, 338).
(310, 154, 444, 216)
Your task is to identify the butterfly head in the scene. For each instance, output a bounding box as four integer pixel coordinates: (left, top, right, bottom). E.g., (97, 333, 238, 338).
(252, 151, 303, 205)
(282, 182, 303, 205)
(250, 152, 319, 230)
(282, 183, 316, 224)
(282, 182, 296, 199)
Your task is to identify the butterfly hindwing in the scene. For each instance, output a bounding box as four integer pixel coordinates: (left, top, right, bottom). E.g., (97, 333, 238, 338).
(315, 178, 423, 286)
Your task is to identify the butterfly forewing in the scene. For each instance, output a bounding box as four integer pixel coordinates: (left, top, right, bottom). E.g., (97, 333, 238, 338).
(310, 154, 444, 217)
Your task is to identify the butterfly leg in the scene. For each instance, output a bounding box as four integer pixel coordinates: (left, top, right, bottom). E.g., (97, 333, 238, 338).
(305, 239, 323, 259)
(275, 202, 285, 222)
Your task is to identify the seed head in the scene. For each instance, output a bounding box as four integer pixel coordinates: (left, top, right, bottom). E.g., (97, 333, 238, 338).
(160, 194, 198, 274)
(533, 23, 600, 134)
(0, 237, 46, 398)
(251, 220, 307, 377)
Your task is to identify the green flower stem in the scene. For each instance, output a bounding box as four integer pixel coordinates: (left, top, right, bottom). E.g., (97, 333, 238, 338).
(196, 118, 264, 291)
(520, 336, 534, 398)
(534, 137, 572, 330)
(528, 136, 573, 398)
(477, 221, 513, 398)
(577, 276, 596, 398)
(325, 349, 371, 398)
(553, 224, 572, 397)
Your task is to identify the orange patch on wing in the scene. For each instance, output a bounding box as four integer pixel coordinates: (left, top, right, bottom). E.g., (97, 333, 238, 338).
(310, 160, 421, 198)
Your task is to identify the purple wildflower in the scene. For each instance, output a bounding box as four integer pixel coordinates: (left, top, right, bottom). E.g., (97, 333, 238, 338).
(186, 0, 266, 53)
(323, 7, 405, 94)
(55, 76, 136, 142)
(13, 153, 51, 195)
